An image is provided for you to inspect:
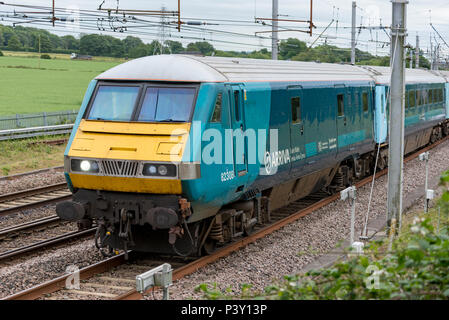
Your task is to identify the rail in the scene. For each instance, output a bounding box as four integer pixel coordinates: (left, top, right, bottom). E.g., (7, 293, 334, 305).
(0, 124, 73, 141)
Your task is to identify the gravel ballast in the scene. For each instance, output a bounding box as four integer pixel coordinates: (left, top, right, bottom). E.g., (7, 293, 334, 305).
(0, 169, 65, 195)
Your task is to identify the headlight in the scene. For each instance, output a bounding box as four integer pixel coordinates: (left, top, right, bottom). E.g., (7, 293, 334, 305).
(158, 165, 168, 176)
(71, 159, 99, 173)
(80, 160, 91, 171)
(142, 163, 176, 177)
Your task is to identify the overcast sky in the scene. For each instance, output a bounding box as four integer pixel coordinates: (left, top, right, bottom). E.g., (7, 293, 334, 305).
(2, 0, 449, 58)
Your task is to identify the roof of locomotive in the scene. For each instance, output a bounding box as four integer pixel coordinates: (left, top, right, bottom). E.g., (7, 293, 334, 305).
(96, 54, 447, 85)
(96, 54, 373, 83)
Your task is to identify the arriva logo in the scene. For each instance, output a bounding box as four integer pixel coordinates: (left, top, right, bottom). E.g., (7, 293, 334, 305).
(264, 149, 291, 175)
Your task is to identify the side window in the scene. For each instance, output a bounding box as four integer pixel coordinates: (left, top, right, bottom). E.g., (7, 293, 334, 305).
(210, 93, 223, 123)
(291, 97, 301, 123)
(405, 91, 409, 109)
(233, 91, 240, 121)
(409, 90, 415, 108)
(362, 92, 369, 112)
(337, 94, 344, 116)
(429, 89, 433, 104)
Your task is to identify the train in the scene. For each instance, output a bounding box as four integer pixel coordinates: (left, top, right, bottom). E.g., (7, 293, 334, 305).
(56, 55, 449, 257)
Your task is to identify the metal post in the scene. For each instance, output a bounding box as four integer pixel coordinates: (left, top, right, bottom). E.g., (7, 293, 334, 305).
(387, 0, 407, 233)
(415, 34, 419, 68)
(52, 0, 55, 27)
(430, 35, 434, 70)
(309, 0, 313, 37)
(425, 155, 429, 212)
(351, 1, 356, 65)
(271, 0, 278, 60)
(177, 0, 181, 32)
(350, 196, 356, 244)
(341, 186, 357, 245)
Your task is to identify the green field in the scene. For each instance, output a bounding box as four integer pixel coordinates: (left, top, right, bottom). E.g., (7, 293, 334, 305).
(0, 54, 122, 115)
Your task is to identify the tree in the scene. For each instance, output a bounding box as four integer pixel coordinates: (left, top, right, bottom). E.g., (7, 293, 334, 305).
(35, 34, 53, 53)
(110, 37, 125, 58)
(128, 44, 150, 58)
(7, 35, 22, 51)
(279, 38, 307, 60)
(61, 35, 79, 50)
(148, 40, 163, 55)
(123, 36, 144, 55)
(186, 41, 215, 56)
(165, 40, 184, 54)
(80, 34, 111, 56)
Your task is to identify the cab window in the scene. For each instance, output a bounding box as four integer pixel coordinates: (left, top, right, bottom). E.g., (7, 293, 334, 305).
(88, 85, 140, 121)
(210, 93, 223, 123)
(138, 87, 196, 122)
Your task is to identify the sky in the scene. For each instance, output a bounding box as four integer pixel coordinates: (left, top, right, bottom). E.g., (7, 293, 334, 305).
(1, 0, 449, 59)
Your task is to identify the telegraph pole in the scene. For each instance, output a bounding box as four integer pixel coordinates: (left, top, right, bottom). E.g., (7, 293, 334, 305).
(387, 0, 407, 233)
(272, 0, 278, 60)
(415, 34, 419, 68)
(351, 1, 356, 64)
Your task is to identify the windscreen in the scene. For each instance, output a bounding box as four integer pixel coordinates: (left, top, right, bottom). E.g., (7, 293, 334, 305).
(87, 85, 140, 121)
(87, 85, 196, 122)
(138, 87, 196, 122)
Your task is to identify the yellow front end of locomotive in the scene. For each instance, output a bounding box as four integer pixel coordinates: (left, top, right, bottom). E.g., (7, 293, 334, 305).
(67, 120, 191, 194)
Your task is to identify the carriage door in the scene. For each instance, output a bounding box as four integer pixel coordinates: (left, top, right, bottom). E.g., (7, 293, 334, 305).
(445, 83, 449, 119)
(288, 86, 305, 176)
(374, 85, 388, 143)
(229, 84, 248, 179)
(335, 86, 351, 154)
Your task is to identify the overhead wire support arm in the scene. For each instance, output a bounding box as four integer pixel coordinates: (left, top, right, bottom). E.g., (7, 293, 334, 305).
(430, 23, 449, 50)
(309, 19, 334, 48)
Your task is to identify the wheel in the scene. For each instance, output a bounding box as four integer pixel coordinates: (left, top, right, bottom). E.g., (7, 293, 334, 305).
(202, 239, 217, 255)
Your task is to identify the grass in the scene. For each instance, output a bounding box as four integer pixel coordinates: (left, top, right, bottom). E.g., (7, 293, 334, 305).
(0, 52, 122, 115)
(0, 135, 67, 176)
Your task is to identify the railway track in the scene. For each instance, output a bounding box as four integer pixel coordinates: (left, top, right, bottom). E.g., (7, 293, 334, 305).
(4, 136, 448, 300)
(0, 228, 96, 263)
(0, 166, 64, 182)
(0, 182, 70, 217)
(0, 215, 61, 240)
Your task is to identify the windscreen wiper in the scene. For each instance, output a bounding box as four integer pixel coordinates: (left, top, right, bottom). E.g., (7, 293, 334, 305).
(158, 119, 179, 122)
